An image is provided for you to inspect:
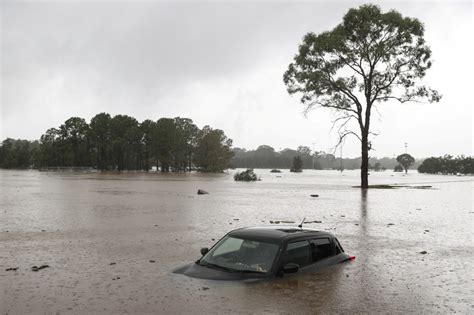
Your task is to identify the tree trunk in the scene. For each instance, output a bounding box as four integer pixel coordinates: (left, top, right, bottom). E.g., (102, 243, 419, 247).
(145, 150, 149, 172)
(360, 135, 369, 189)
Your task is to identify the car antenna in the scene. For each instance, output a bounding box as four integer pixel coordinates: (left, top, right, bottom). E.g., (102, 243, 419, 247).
(298, 217, 305, 228)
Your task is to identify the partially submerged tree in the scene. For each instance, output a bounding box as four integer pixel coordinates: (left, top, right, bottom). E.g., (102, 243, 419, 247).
(394, 164, 404, 172)
(284, 4, 440, 188)
(194, 126, 234, 172)
(396, 153, 415, 173)
(290, 155, 303, 172)
(234, 169, 258, 181)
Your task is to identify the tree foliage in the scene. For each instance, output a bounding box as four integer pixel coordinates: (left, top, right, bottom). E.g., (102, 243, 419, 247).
(0, 138, 39, 168)
(418, 155, 473, 175)
(393, 164, 404, 172)
(283, 4, 440, 188)
(290, 155, 303, 172)
(396, 153, 415, 173)
(234, 169, 258, 181)
(231, 145, 410, 170)
(194, 126, 234, 172)
(0, 114, 233, 172)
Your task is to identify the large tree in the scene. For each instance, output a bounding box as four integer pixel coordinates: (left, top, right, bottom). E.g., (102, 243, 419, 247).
(194, 126, 234, 172)
(89, 113, 112, 170)
(59, 117, 90, 166)
(155, 118, 177, 172)
(284, 4, 440, 188)
(109, 115, 139, 171)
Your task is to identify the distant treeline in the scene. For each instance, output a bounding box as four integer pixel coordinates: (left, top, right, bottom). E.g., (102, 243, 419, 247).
(231, 145, 421, 170)
(0, 114, 234, 172)
(418, 155, 473, 175)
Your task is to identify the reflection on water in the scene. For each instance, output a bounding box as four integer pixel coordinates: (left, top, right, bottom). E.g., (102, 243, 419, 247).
(1, 169, 473, 313)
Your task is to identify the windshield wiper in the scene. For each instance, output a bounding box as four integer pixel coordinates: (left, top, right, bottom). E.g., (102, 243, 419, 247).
(236, 269, 266, 274)
(198, 261, 237, 273)
(199, 261, 267, 274)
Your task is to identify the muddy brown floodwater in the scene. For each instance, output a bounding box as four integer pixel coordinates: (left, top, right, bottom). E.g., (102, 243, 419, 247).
(1, 169, 473, 313)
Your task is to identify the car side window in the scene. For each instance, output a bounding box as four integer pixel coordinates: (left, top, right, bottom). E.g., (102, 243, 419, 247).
(284, 240, 311, 267)
(310, 238, 334, 262)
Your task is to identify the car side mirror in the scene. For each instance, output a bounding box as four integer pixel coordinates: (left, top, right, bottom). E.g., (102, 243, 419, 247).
(283, 263, 299, 274)
(200, 247, 209, 256)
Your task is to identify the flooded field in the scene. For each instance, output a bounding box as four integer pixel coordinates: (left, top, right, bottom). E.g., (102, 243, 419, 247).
(1, 169, 473, 313)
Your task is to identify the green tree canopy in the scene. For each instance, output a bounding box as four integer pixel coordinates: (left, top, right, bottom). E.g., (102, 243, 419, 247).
(284, 4, 440, 188)
(59, 117, 90, 166)
(89, 113, 112, 170)
(194, 126, 234, 172)
(2, 113, 234, 173)
(0, 138, 39, 168)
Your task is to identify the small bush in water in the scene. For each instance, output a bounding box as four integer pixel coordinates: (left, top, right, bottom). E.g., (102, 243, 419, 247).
(234, 169, 258, 181)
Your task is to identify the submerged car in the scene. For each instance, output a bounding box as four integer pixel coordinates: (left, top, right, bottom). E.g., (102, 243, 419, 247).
(173, 226, 354, 280)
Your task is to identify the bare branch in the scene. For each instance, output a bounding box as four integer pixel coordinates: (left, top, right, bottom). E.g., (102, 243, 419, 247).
(329, 113, 358, 133)
(305, 99, 359, 115)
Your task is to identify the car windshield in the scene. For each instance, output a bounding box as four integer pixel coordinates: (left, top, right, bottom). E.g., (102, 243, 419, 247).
(200, 236, 279, 274)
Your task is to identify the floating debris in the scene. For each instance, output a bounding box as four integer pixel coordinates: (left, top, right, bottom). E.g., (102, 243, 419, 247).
(109, 262, 116, 265)
(201, 287, 210, 291)
(310, 194, 319, 197)
(149, 260, 156, 263)
(31, 265, 49, 272)
(5, 267, 19, 271)
(270, 220, 296, 224)
(419, 251, 428, 255)
(410, 185, 433, 189)
(197, 189, 209, 195)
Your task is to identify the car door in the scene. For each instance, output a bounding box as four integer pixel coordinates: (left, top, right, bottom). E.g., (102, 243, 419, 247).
(282, 240, 312, 268)
(305, 237, 341, 271)
(282, 237, 340, 275)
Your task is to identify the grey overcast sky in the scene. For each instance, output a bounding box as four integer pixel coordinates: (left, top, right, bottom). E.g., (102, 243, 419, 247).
(1, 1, 472, 158)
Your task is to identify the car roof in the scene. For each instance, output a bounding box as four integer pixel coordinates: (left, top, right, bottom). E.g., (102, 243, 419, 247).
(228, 226, 334, 244)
